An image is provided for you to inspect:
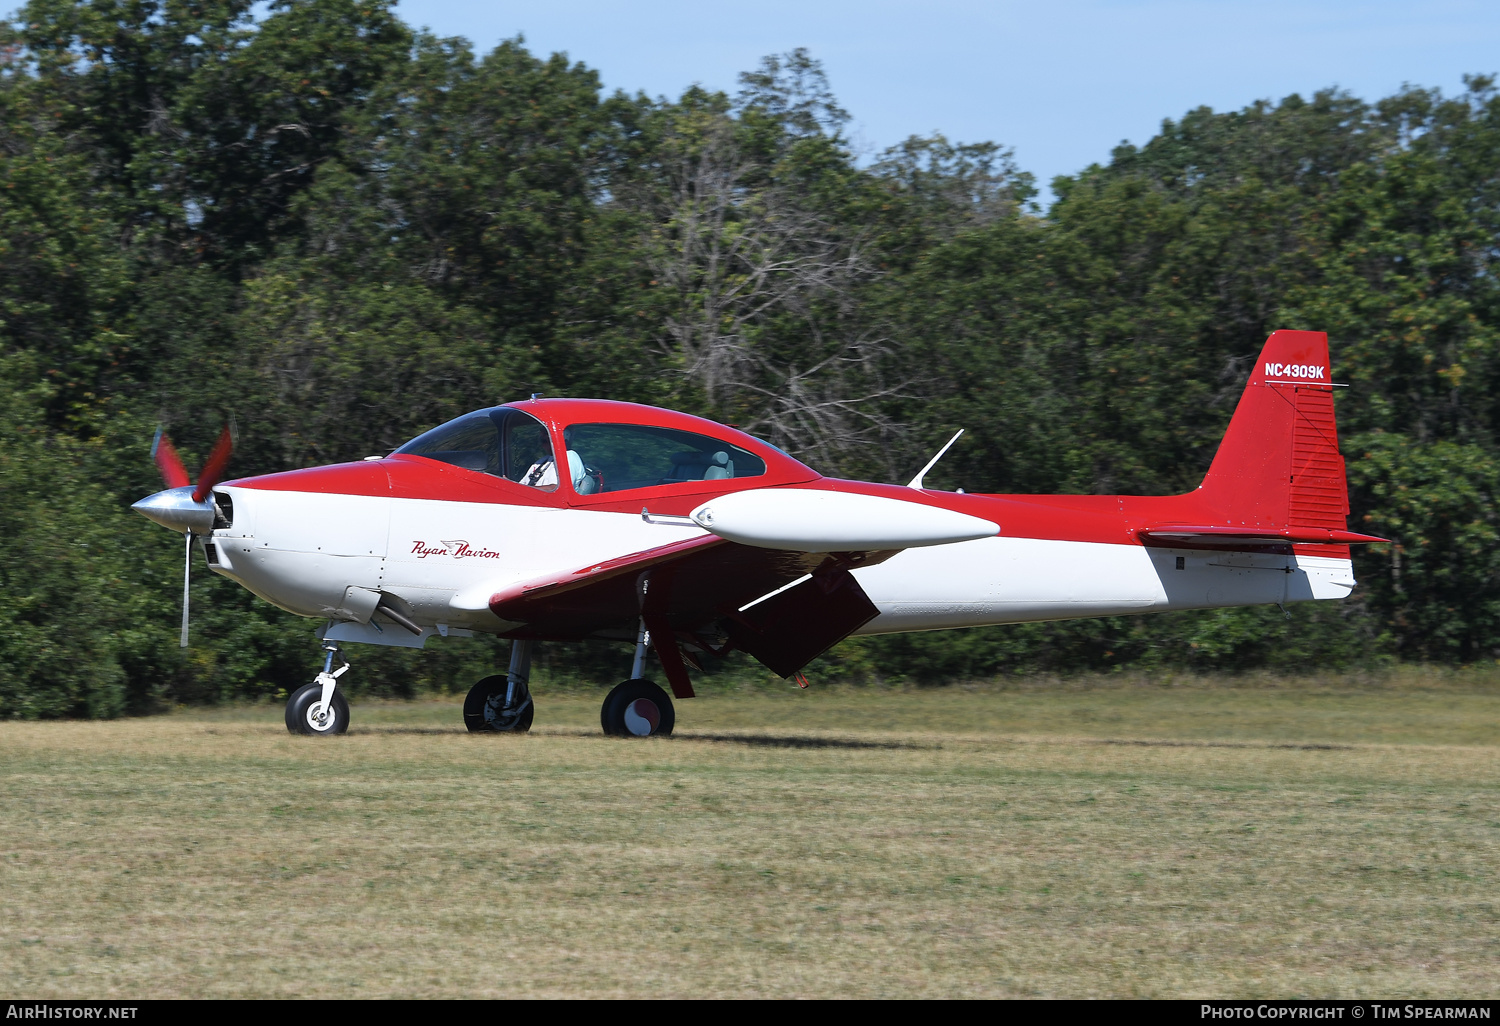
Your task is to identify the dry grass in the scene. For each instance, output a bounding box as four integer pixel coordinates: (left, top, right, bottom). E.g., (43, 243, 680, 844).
(2, 683, 1497, 998)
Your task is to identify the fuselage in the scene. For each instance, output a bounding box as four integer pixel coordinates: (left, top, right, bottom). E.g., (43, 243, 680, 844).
(203, 429, 1355, 648)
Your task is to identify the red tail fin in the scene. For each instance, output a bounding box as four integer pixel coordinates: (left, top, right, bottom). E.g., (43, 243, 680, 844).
(1197, 330, 1348, 530)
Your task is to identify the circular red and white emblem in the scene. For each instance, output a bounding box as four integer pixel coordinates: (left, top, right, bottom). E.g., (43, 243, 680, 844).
(623, 698, 661, 736)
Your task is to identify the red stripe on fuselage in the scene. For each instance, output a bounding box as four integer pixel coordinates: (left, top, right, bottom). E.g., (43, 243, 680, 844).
(230, 455, 569, 507)
(227, 459, 1349, 556)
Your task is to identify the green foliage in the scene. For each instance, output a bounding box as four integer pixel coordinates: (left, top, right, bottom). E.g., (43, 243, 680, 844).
(0, 358, 128, 716)
(1347, 432, 1500, 661)
(1, 3, 1498, 715)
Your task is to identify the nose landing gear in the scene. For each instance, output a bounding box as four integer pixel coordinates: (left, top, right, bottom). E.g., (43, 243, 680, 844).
(286, 642, 351, 735)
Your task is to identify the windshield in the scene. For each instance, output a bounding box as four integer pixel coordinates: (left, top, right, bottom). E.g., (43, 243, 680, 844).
(394, 409, 559, 489)
(560, 423, 767, 495)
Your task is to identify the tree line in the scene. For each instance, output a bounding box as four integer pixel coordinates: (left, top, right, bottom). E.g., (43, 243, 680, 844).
(2, 0, 1497, 716)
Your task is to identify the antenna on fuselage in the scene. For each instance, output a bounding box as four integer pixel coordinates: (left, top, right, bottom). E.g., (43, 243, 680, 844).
(906, 429, 965, 490)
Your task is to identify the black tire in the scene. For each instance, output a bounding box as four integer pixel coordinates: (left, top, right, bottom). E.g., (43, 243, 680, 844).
(285, 682, 350, 736)
(600, 678, 674, 738)
(463, 674, 534, 733)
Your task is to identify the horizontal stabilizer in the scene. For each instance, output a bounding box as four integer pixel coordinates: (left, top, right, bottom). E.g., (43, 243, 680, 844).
(1137, 525, 1386, 547)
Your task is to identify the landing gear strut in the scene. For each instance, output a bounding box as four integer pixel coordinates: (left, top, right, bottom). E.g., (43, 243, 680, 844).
(464, 639, 534, 732)
(600, 621, 675, 737)
(286, 642, 351, 735)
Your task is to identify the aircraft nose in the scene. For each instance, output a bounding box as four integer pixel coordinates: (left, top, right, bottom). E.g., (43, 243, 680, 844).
(131, 486, 215, 535)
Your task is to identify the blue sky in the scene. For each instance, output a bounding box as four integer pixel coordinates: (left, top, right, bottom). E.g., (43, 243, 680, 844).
(392, 0, 1499, 199)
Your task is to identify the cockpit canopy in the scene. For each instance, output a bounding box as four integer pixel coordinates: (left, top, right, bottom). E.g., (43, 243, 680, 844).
(393, 403, 781, 497)
(561, 422, 765, 494)
(395, 408, 556, 486)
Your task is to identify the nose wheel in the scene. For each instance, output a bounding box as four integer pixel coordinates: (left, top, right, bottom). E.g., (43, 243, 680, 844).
(287, 642, 351, 735)
(285, 681, 350, 734)
(601, 678, 675, 737)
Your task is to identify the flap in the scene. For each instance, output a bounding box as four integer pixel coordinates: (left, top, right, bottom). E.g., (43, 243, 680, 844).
(725, 568, 879, 677)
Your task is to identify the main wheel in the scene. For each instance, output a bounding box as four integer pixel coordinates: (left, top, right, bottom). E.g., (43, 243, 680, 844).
(463, 674, 534, 733)
(601, 679, 674, 738)
(285, 682, 350, 736)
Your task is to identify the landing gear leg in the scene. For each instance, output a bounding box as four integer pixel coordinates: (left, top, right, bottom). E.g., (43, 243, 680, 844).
(601, 621, 675, 737)
(286, 642, 351, 736)
(630, 619, 650, 680)
(463, 639, 535, 732)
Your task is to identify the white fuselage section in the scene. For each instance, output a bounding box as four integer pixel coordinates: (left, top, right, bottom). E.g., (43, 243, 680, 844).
(207, 485, 1356, 647)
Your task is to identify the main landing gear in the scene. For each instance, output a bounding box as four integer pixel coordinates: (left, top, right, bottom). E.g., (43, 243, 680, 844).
(286, 642, 351, 736)
(601, 678, 675, 737)
(600, 621, 675, 738)
(461, 626, 678, 738)
(464, 639, 535, 733)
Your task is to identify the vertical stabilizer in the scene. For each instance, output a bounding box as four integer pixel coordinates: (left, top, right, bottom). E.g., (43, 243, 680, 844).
(1197, 330, 1348, 529)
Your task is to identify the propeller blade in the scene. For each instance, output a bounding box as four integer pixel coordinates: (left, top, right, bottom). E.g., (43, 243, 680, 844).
(180, 532, 193, 648)
(152, 428, 191, 490)
(192, 425, 234, 503)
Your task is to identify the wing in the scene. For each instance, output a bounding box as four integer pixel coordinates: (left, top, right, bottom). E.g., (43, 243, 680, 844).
(484, 534, 817, 637)
(464, 534, 891, 696)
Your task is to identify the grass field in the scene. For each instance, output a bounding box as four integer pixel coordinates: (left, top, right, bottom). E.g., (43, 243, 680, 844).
(2, 679, 1498, 998)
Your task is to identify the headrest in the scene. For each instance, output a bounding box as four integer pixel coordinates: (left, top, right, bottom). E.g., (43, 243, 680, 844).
(669, 450, 730, 467)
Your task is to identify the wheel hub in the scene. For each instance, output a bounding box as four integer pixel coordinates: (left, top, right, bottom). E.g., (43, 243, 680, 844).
(623, 698, 660, 736)
(483, 691, 505, 726)
(305, 701, 334, 732)
(482, 682, 530, 730)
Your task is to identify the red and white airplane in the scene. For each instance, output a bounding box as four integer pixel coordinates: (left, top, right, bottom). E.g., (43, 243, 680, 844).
(132, 329, 1382, 737)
